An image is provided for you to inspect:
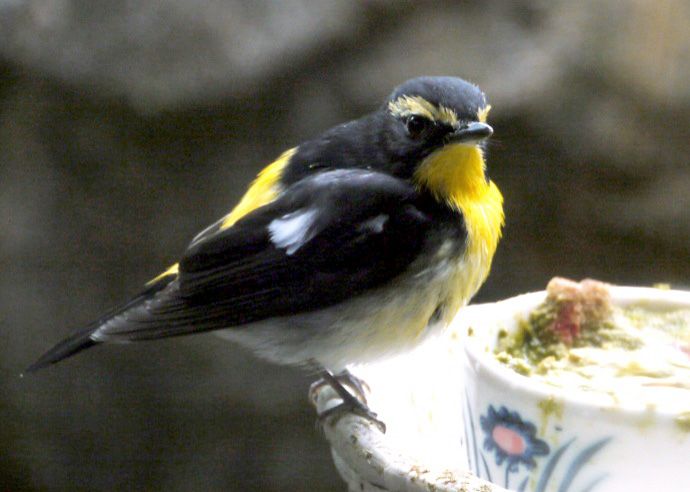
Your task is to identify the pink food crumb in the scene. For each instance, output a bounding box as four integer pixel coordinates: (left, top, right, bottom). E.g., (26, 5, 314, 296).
(545, 277, 612, 345)
(680, 344, 690, 359)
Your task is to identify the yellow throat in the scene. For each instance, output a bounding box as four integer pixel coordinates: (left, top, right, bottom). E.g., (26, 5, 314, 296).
(414, 143, 504, 287)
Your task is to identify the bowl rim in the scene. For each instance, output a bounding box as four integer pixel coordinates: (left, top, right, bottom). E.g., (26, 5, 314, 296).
(461, 285, 690, 419)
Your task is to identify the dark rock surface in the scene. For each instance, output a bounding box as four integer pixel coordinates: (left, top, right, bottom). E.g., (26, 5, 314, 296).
(1, 1, 688, 490)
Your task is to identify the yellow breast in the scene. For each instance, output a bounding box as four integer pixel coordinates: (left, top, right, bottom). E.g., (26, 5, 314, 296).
(414, 143, 504, 315)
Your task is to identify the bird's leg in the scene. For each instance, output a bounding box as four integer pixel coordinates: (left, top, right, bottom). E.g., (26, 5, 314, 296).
(335, 368, 372, 404)
(308, 365, 386, 433)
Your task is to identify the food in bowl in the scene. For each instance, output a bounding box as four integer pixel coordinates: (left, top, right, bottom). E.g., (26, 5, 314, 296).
(493, 277, 690, 416)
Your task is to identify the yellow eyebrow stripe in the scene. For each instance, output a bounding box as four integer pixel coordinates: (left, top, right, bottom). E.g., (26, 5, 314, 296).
(477, 104, 491, 123)
(388, 95, 458, 127)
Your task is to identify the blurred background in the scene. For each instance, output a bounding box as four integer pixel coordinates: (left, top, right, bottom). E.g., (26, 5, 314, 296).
(1, 0, 688, 490)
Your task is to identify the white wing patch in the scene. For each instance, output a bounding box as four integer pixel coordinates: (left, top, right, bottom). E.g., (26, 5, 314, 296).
(268, 208, 319, 255)
(358, 214, 388, 233)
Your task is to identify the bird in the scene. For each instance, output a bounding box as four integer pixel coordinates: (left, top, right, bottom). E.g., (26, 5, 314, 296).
(28, 76, 504, 430)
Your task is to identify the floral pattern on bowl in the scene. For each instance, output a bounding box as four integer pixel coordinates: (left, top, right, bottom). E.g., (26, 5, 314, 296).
(464, 400, 611, 491)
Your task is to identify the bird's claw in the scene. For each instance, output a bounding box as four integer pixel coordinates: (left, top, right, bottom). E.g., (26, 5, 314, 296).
(317, 398, 387, 434)
(309, 369, 369, 405)
(309, 369, 386, 433)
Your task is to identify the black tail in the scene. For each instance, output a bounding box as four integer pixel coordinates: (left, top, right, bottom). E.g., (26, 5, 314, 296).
(25, 328, 99, 373)
(25, 271, 177, 373)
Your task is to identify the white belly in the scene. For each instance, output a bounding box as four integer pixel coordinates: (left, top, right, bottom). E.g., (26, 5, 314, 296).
(218, 243, 485, 371)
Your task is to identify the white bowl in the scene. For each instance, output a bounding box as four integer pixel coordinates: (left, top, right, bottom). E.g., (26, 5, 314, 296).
(461, 287, 690, 492)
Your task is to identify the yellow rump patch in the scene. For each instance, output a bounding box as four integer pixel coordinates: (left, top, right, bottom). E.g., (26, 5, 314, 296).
(147, 263, 180, 286)
(146, 147, 297, 286)
(220, 147, 296, 230)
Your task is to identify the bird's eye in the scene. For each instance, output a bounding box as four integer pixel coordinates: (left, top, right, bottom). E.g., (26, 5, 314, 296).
(405, 115, 433, 139)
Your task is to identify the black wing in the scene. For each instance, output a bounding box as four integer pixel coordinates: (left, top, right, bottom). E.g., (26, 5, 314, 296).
(91, 169, 432, 341)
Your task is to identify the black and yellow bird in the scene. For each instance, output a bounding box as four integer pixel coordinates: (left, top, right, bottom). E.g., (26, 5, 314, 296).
(28, 76, 504, 426)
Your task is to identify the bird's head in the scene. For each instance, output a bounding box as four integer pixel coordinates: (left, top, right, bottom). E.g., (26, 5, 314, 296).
(377, 76, 495, 204)
(282, 76, 495, 202)
(381, 76, 492, 176)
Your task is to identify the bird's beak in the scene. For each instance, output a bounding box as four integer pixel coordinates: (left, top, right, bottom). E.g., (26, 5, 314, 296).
(447, 122, 493, 144)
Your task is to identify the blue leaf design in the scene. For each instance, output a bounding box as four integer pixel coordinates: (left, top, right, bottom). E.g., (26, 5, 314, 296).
(579, 473, 609, 492)
(464, 391, 480, 476)
(462, 411, 474, 472)
(480, 452, 493, 483)
(558, 437, 612, 492)
(535, 438, 576, 492)
(517, 476, 529, 492)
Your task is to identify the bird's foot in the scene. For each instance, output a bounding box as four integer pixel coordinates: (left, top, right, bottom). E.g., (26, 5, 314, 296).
(309, 368, 370, 405)
(309, 369, 386, 433)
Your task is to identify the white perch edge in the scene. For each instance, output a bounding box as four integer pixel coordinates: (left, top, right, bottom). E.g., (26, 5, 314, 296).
(313, 384, 508, 492)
